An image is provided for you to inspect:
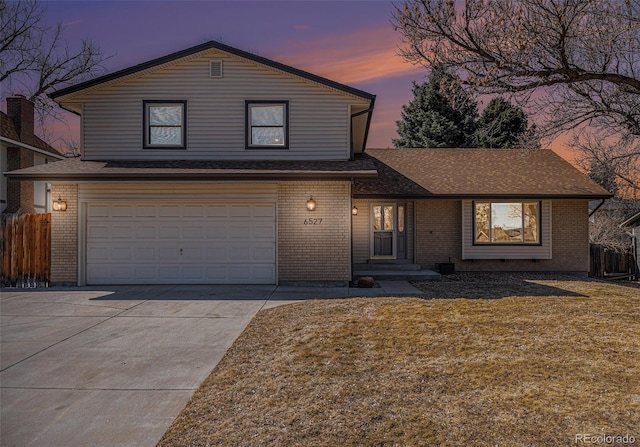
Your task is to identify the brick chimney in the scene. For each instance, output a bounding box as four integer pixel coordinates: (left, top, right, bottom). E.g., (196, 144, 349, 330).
(6, 94, 35, 142)
(3, 95, 36, 214)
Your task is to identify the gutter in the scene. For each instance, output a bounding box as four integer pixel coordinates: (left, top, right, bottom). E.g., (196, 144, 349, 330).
(5, 170, 379, 182)
(589, 198, 607, 217)
(354, 193, 614, 200)
(0, 136, 66, 160)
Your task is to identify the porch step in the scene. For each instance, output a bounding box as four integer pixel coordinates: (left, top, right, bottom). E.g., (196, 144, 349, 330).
(353, 263, 421, 271)
(353, 270, 441, 281)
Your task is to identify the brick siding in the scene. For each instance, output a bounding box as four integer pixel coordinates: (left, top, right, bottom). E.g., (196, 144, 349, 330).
(50, 184, 78, 285)
(415, 199, 590, 273)
(278, 181, 351, 284)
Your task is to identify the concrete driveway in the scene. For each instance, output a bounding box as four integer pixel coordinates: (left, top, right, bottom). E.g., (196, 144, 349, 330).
(0, 285, 279, 447)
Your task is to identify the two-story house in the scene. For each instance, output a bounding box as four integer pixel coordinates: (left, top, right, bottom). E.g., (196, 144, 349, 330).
(6, 41, 611, 286)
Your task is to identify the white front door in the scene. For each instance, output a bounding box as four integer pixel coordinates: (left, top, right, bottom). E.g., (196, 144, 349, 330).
(86, 202, 276, 284)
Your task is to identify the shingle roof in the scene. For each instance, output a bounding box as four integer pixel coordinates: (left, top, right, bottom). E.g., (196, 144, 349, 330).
(354, 148, 612, 199)
(1, 111, 64, 157)
(5, 157, 377, 181)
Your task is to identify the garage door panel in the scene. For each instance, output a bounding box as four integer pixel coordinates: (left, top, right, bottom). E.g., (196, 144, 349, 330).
(183, 267, 204, 280)
(112, 206, 134, 217)
(88, 205, 109, 217)
(135, 267, 155, 280)
(159, 206, 180, 217)
(86, 202, 276, 284)
(206, 226, 228, 238)
(135, 226, 156, 238)
(183, 205, 204, 217)
(134, 247, 155, 261)
(254, 225, 275, 239)
(206, 206, 228, 217)
(159, 226, 180, 238)
(111, 226, 133, 238)
(88, 225, 110, 238)
(87, 247, 109, 261)
(230, 206, 252, 217)
(254, 266, 276, 280)
(183, 226, 204, 238)
(158, 266, 180, 279)
(112, 247, 132, 260)
(253, 205, 275, 217)
(254, 246, 276, 261)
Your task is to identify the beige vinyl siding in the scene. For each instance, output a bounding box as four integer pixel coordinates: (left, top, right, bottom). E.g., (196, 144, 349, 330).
(461, 200, 552, 260)
(78, 50, 368, 160)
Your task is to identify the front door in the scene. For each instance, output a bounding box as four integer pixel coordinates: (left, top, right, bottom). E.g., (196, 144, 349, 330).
(371, 203, 407, 260)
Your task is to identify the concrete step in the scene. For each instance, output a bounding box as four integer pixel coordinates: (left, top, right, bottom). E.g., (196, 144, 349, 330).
(353, 270, 441, 281)
(353, 263, 421, 271)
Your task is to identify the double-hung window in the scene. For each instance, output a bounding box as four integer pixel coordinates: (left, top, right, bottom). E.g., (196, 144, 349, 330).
(474, 202, 541, 244)
(143, 101, 186, 149)
(245, 101, 289, 149)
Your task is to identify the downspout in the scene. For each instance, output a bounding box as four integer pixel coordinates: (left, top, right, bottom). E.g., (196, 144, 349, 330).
(350, 178, 354, 283)
(349, 96, 376, 160)
(589, 199, 607, 217)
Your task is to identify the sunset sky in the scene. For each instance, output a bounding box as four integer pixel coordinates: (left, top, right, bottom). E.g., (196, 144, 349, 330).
(34, 0, 572, 160)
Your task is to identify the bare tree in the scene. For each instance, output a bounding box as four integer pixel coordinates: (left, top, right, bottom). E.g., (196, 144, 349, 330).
(590, 208, 633, 253)
(0, 0, 110, 130)
(575, 132, 640, 196)
(392, 0, 640, 138)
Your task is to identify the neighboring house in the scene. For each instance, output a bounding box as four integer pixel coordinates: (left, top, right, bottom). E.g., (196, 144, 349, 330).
(620, 211, 640, 280)
(1, 96, 65, 214)
(5, 41, 611, 286)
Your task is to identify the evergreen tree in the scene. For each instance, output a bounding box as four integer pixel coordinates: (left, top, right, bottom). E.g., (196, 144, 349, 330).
(393, 69, 478, 148)
(475, 97, 528, 148)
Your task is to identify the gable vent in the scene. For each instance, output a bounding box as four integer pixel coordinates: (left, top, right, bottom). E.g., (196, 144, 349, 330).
(209, 59, 223, 78)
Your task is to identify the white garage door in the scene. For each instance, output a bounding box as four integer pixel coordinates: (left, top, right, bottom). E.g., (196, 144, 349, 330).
(86, 203, 276, 284)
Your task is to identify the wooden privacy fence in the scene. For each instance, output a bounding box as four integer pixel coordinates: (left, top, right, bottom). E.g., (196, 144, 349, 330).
(1, 213, 51, 288)
(589, 244, 636, 280)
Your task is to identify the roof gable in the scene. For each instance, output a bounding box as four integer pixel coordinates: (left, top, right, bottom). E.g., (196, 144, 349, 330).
(356, 148, 612, 199)
(49, 40, 375, 102)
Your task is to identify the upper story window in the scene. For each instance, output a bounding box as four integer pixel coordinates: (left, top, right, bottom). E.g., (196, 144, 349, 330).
(143, 100, 186, 149)
(474, 201, 540, 244)
(245, 101, 289, 149)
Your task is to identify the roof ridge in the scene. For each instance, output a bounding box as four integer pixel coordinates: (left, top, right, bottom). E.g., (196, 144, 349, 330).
(49, 40, 376, 101)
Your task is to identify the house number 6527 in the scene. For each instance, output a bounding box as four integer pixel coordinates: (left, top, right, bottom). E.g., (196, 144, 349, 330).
(304, 218, 323, 225)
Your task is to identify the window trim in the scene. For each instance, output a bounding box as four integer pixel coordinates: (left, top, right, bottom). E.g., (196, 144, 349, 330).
(143, 100, 187, 149)
(472, 200, 542, 246)
(245, 100, 289, 149)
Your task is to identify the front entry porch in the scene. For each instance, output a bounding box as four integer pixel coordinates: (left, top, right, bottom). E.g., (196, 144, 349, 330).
(352, 200, 440, 281)
(353, 258, 440, 282)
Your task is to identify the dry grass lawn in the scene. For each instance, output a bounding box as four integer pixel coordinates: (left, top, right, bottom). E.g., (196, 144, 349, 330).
(159, 278, 639, 446)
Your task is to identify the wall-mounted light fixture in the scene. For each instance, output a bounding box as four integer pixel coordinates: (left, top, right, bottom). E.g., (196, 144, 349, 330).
(53, 197, 67, 212)
(352, 205, 358, 216)
(306, 196, 316, 211)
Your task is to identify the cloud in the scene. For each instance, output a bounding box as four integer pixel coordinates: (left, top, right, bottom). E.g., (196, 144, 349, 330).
(276, 26, 423, 85)
(293, 24, 309, 30)
(62, 20, 83, 27)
